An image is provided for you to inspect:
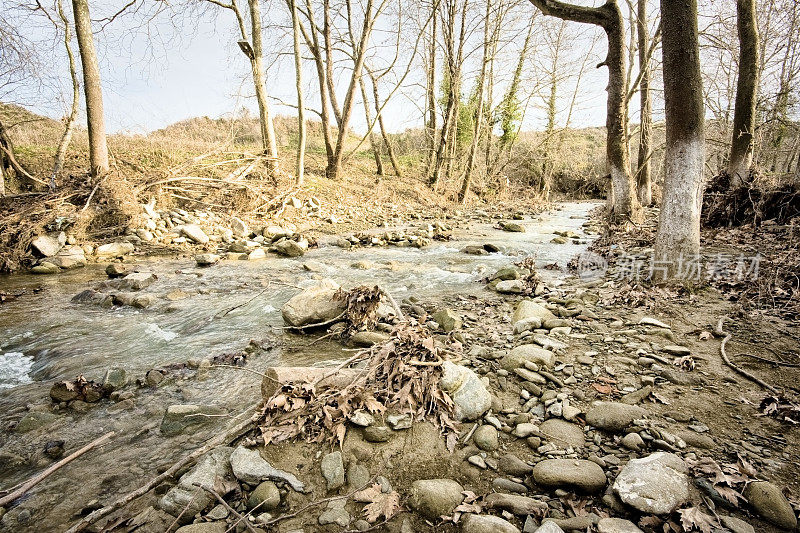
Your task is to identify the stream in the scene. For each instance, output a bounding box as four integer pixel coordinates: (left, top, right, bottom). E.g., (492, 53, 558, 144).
(0, 201, 599, 530)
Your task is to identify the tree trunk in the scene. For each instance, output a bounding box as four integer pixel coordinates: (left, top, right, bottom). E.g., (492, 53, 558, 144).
(326, 0, 375, 180)
(653, 0, 705, 281)
(52, 0, 80, 188)
(359, 76, 384, 176)
(248, 0, 279, 163)
(727, 0, 759, 186)
(291, 0, 306, 185)
(635, 0, 652, 205)
(529, 0, 641, 222)
(424, 4, 437, 174)
(370, 72, 401, 176)
(72, 0, 109, 178)
(457, 0, 491, 204)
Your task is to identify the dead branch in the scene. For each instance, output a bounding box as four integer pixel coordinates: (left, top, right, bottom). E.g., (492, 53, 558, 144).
(63, 408, 260, 533)
(0, 431, 115, 508)
(192, 483, 258, 533)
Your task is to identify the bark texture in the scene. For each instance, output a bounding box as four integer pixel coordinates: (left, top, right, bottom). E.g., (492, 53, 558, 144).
(291, 0, 306, 184)
(72, 0, 109, 177)
(654, 0, 705, 281)
(727, 0, 759, 186)
(247, 0, 279, 161)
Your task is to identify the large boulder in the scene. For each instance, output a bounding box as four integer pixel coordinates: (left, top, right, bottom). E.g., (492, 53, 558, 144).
(273, 238, 307, 257)
(531, 459, 607, 493)
(281, 279, 347, 327)
(407, 479, 463, 519)
(539, 419, 585, 449)
(118, 272, 157, 291)
(439, 361, 492, 421)
(159, 447, 234, 522)
(500, 345, 555, 371)
(48, 246, 86, 269)
(612, 452, 690, 514)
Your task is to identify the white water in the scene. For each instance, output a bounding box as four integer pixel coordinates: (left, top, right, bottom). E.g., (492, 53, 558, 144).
(0, 351, 34, 389)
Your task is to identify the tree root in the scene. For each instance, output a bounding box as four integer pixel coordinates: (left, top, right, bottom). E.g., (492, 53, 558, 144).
(715, 317, 780, 395)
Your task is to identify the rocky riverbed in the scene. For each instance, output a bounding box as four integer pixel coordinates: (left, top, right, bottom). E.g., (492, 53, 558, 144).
(0, 202, 798, 533)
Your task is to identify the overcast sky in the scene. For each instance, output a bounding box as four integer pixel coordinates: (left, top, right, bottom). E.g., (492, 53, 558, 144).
(16, 1, 615, 136)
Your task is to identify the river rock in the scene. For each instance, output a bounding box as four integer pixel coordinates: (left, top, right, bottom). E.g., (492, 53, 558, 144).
(484, 493, 548, 515)
(247, 481, 280, 510)
(106, 264, 128, 278)
(119, 272, 157, 291)
(16, 411, 60, 432)
(501, 222, 525, 232)
(433, 309, 462, 331)
(743, 481, 797, 530)
(597, 518, 644, 533)
(612, 452, 690, 514)
(408, 479, 463, 519)
(50, 381, 80, 402)
(96, 242, 134, 258)
(176, 524, 226, 533)
(49, 246, 86, 269)
(531, 459, 607, 493)
(533, 522, 565, 533)
(462, 514, 520, 533)
(31, 262, 60, 274)
(585, 402, 647, 432)
(281, 279, 347, 327)
(229, 445, 305, 492)
(159, 447, 233, 521)
(639, 317, 670, 329)
(349, 331, 390, 347)
(501, 345, 555, 371)
(363, 425, 392, 442)
(513, 300, 556, 323)
(321, 451, 345, 490)
(160, 404, 225, 436)
(181, 224, 209, 244)
(720, 515, 756, 533)
(31, 235, 63, 257)
(496, 280, 525, 293)
(231, 217, 249, 237)
(439, 361, 491, 421)
(513, 317, 542, 334)
(539, 419, 584, 449)
(473, 424, 499, 451)
(273, 238, 307, 257)
(195, 253, 220, 266)
(492, 266, 521, 281)
(102, 367, 128, 391)
(499, 453, 533, 476)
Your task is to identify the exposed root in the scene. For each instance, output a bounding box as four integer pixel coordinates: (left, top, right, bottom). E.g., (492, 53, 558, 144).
(715, 317, 781, 395)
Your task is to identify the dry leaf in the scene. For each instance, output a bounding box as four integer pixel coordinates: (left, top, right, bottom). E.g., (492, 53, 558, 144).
(677, 506, 717, 533)
(592, 383, 614, 394)
(363, 490, 401, 523)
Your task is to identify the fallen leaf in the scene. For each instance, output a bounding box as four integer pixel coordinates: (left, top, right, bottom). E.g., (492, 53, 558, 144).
(363, 490, 401, 523)
(678, 506, 717, 533)
(592, 383, 614, 394)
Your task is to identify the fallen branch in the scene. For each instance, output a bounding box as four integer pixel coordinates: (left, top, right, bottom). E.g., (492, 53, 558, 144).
(716, 317, 780, 395)
(193, 483, 258, 533)
(285, 312, 346, 331)
(380, 287, 405, 321)
(0, 430, 115, 508)
(63, 408, 260, 533)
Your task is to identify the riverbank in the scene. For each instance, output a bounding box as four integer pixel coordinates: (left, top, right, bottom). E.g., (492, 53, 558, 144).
(1, 202, 798, 533)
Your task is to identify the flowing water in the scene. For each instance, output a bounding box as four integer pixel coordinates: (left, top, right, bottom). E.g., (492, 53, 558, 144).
(0, 201, 599, 530)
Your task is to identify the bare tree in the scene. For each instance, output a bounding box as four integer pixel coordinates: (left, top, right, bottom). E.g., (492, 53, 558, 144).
(653, 0, 705, 280)
(635, 0, 652, 205)
(457, 0, 491, 203)
(529, 0, 641, 222)
(203, 0, 279, 164)
(727, 0, 759, 186)
(290, 0, 306, 184)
